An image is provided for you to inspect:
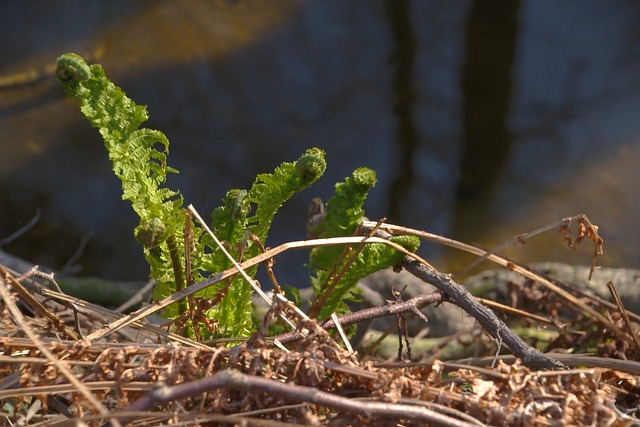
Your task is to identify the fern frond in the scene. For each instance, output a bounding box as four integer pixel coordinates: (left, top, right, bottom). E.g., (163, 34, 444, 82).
(248, 148, 326, 242)
(57, 53, 184, 311)
(308, 167, 376, 272)
(190, 189, 252, 335)
(309, 168, 420, 320)
(203, 149, 326, 337)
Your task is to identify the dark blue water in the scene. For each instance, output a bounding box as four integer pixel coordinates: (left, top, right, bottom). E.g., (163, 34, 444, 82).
(1, 1, 639, 287)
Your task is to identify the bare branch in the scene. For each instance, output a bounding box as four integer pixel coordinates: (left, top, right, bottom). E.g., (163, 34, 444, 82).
(0, 208, 41, 247)
(116, 369, 476, 427)
(273, 292, 444, 345)
(402, 258, 566, 370)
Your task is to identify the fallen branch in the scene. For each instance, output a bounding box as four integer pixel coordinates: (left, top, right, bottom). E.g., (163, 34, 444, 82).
(360, 219, 620, 337)
(358, 221, 566, 369)
(272, 292, 445, 345)
(402, 258, 566, 370)
(112, 369, 476, 427)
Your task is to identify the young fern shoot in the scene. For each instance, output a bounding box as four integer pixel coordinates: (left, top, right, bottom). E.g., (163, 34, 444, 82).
(200, 148, 326, 336)
(57, 53, 186, 317)
(308, 168, 420, 320)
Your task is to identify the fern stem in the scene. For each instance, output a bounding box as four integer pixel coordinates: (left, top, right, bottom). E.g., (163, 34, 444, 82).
(166, 234, 187, 317)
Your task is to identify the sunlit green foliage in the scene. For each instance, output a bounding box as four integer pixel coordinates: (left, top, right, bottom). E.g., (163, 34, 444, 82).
(57, 53, 418, 338)
(57, 52, 186, 314)
(309, 168, 420, 320)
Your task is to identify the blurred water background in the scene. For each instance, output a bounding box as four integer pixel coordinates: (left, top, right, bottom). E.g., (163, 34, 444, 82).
(1, 1, 639, 288)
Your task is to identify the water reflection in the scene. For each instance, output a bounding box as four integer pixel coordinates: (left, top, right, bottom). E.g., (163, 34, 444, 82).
(1, 1, 639, 287)
(452, 0, 520, 258)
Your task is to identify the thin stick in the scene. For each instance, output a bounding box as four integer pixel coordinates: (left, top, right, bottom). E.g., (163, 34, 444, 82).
(184, 211, 197, 334)
(61, 229, 94, 275)
(274, 293, 310, 322)
(452, 353, 640, 376)
(187, 204, 297, 332)
(0, 208, 41, 246)
(453, 223, 558, 278)
(330, 312, 355, 356)
(309, 218, 392, 319)
(274, 292, 444, 345)
(307, 244, 354, 318)
(187, 204, 272, 306)
(449, 214, 603, 279)
(114, 279, 155, 313)
(476, 297, 555, 325)
(249, 233, 284, 294)
(606, 281, 640, 353)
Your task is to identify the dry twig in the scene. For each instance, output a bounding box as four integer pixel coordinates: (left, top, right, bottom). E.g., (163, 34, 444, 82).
(273, 292, 445, 345)
(114, 369, 476, 427)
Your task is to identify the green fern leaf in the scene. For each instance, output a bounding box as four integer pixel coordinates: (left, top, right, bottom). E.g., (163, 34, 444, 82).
(309, 168, 420, 320)
(203, 149, 326, 337)
(248, 148, 326, 242)
(57, 53, 185, 311)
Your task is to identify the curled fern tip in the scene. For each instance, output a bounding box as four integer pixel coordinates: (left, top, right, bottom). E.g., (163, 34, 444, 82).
(135, 217, 167, 249)
(56, 53, 91, 86)
(352, 167, 377, 189)
(295, 148, 326, 184)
